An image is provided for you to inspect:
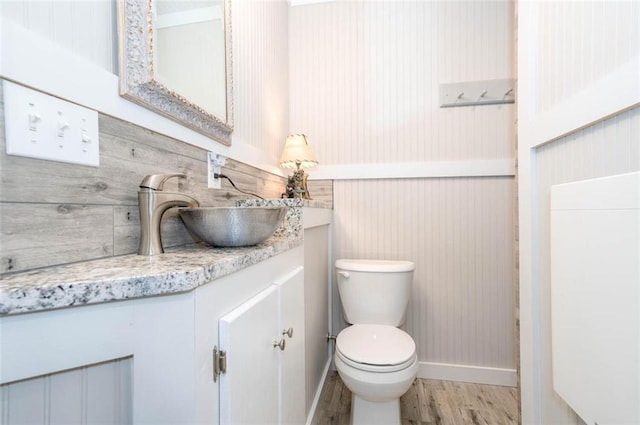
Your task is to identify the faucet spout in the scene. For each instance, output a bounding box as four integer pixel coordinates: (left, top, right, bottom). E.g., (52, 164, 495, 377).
(137, 174, 200, 256)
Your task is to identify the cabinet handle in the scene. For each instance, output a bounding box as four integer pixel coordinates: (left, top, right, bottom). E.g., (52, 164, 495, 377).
(273, 339, 286, 351)
(282, 327, 293, 338)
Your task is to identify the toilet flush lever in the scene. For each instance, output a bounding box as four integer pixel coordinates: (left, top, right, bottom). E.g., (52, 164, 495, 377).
(338, 271, 350, 279)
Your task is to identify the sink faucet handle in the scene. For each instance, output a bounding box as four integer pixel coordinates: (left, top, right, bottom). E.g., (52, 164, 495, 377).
(139, 173, 187, 190)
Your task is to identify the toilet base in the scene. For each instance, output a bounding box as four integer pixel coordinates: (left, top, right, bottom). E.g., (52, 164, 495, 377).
(351, 394, 401, 425)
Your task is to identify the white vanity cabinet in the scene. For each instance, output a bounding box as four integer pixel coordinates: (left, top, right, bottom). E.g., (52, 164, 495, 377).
(218, 266, 305, 425)
(1, 246, 305, 425)
(193, 246, 304, 425)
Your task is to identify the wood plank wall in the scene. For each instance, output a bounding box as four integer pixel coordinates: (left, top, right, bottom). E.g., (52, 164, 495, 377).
(0, 80, 333, 275)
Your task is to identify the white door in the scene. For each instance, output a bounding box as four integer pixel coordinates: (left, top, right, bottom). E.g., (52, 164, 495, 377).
(275, 266, 306, 425)
(219, 285, 280, 425)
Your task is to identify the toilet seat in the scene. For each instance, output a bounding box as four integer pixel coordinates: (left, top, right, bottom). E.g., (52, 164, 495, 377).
(336, 349, 417, 373)
(336, 324, 416, 373)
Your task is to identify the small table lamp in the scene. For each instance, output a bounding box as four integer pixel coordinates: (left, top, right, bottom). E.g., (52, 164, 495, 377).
(280, 134, 318, 199)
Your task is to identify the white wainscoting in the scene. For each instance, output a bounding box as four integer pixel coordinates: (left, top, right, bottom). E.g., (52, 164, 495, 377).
(528, 107, 640, 425)
(332, 177, 517, 386)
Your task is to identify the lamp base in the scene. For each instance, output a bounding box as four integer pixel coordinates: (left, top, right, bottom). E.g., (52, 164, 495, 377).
(285, 169, 312, 200)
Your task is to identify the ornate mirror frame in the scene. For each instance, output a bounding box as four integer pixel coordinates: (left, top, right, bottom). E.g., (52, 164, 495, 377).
(117, 0, 233, 145)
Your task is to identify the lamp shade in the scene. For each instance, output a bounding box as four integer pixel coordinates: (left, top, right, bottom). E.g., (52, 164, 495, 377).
(279, 134, 318, 169)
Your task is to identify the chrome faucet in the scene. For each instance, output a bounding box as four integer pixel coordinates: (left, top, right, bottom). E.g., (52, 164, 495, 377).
(138, 173, 199, 255)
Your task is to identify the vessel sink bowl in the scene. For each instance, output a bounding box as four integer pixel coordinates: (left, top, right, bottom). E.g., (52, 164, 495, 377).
(178, 206, 287, 247)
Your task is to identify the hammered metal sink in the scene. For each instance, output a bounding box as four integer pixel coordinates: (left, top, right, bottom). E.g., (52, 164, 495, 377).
(178, 206, 287, 247)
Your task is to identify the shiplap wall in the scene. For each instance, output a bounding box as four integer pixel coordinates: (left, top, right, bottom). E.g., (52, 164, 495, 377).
(290, 0, 517, 383)
(518, 1, 640, 423)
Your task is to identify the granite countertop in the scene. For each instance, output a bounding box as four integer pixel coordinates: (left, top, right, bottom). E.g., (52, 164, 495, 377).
(0, 199, 327, 316)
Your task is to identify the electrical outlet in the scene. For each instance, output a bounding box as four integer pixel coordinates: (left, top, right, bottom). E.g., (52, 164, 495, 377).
(207, 152, 226, 189)
(208, 163, 221, 189)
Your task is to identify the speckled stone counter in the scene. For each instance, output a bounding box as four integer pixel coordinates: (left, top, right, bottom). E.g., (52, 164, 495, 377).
(0, 199, 329, 316)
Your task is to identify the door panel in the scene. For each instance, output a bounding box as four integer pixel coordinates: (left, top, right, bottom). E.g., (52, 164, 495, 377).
(219, 285, 279, 425)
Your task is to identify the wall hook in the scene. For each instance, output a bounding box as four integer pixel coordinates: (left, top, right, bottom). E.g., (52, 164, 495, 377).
(439, 78, 514, 107)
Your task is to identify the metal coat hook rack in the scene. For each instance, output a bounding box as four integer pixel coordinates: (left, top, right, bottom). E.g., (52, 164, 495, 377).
(440, 79, 515, 108)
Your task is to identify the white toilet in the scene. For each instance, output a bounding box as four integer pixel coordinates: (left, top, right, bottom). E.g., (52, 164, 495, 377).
(334, 259, 418, 425)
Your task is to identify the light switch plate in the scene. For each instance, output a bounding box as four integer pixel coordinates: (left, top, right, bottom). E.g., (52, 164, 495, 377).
(3, 80, 100, 167)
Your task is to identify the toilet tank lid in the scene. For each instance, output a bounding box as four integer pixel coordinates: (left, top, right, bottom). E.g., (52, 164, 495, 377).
(335, 259, 415, 272)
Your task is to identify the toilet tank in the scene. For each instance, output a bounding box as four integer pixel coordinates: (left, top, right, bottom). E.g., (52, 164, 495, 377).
(336, 259, 415, 326)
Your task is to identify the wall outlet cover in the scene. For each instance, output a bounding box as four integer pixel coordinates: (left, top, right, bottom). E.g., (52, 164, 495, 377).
(207, 152, 224, 189)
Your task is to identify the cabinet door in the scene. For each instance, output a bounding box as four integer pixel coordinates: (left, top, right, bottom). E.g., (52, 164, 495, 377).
(219, 285, 279, 425)
(275, 266, 306, 425)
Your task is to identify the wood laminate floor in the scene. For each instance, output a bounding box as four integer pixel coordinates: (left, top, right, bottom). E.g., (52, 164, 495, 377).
(312, 372, 520, 425)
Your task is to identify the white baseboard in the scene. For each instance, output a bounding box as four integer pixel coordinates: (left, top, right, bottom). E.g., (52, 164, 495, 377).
(304, 358, 516, 423)
(305, 357, 333, 425)
(418, 361, 518, 387)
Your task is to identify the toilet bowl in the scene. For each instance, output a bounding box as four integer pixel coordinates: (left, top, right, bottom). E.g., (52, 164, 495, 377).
(334, 259, 418, 425)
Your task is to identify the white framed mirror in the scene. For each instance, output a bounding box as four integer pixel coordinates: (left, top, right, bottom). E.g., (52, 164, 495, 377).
(117, 0, 233, 145)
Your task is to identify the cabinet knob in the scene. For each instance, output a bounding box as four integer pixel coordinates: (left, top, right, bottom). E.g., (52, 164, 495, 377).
(282, 327, 293, 338)
(273, 339, 286, 351)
